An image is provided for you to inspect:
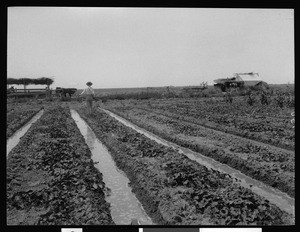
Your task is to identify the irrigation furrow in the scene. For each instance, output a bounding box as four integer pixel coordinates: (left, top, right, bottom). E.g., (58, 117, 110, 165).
(7, 105, 44, 139)
(103, 106, 294, 198)
(73, 106, 294, 225)
(7, 106, 114, 225)
(71, 109, 153, 225)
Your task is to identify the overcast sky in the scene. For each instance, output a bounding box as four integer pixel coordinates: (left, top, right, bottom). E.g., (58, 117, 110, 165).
(7, 7, 294, 89)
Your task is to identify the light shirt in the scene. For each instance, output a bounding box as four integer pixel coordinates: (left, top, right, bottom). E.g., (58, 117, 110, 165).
(80, 86, 94, 95)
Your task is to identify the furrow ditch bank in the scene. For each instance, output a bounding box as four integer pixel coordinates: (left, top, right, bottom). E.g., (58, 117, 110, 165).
(7, 105, 114, 225)
(104, 106, 294, 198)
(74, 105, 294, 225)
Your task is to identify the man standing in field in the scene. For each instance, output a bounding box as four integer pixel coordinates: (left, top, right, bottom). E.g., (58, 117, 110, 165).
(80, 82, 95, 115)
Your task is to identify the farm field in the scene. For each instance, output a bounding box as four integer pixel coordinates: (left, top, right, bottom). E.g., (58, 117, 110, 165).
(7, 102, 44, 139)
(107, 98, 294, 150)
(78, 84, 294, 98)
(73, 104, 293, 225)
(6, 97, 295, 225)
(7, 104, 114, 225)
(103, 98, 295, 198)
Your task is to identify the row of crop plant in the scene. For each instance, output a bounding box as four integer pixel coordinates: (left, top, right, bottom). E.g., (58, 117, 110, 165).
(7, 105, 114, 225)
(74, 105, 293, 225)
(102, 105, 294, 198)
(6, 102, 44, 139)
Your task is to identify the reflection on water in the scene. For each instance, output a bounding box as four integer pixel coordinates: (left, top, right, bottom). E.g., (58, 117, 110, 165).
(71, 109, 153, 225)
(7, 110, 44, 157)
(101, 108, 295, 216)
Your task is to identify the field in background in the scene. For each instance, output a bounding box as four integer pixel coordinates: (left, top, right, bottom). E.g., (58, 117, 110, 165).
(71, 84, 295, 111)
(77, 84, 293, 95)
(74, 84, 293, 96)
(75, 86, 182, 96)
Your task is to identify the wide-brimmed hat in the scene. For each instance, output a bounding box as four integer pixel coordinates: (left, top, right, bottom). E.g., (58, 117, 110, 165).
(86, 82, 93, 86)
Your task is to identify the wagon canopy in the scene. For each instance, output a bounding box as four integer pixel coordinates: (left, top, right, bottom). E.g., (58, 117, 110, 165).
(7, 77, 54, 85)
(7, 77, 54, 89)
(234, 72, 261, 82)
(235, 73, 268, 88)
(7, 78, 32, 85)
